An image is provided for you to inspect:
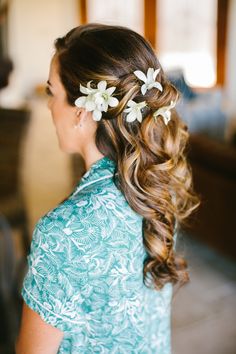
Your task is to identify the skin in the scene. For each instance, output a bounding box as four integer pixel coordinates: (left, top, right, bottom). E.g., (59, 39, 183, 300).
(16, 56, 105, 353)
(49, 55, 104, 169)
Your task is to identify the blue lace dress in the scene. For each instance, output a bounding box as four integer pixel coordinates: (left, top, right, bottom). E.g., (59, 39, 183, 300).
(22, 156, 176, 353)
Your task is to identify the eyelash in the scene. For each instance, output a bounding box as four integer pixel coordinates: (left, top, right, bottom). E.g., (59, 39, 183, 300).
(45, 86, 53, 96)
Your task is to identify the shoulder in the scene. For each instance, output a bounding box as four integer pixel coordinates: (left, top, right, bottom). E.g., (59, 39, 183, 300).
(31, 178, 142, 254)
(70, 176, 142, 223)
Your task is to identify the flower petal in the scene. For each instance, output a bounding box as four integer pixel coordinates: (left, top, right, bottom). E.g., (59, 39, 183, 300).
(74, 96, 86, 107)
(106, 86, 116, 95)
(153, 68, 160, 80)
(147, 68, 154, 82)
(94, 95, 104, 105)
(87, 81, 94, 89)
(141, 84, 147, 95)
(127, 100, 136, 108)
(137, 110, 143, 123)
(124, 107, 132, 113)
(101, 101, 108, 112)
(137, 101, 147, 110)
(97, 81, 107, 91)
(153, 107, 163, 117)
(92, 110, 102, 121)
(163, 111, 171, 125)
(134, 70, 147, 83)
(79, 84, 89, 95)
(152, 82, 163, 92)
(126, 110, 137, 122)
(153, 107, 172, 125)
(108, 97, 119, 107)
(85, 99, 96, 111)
(169, 100, 176, 109)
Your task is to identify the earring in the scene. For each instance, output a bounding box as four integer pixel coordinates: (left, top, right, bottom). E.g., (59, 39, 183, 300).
(74, 109, 82, 128)
(74, 123, 82, 129)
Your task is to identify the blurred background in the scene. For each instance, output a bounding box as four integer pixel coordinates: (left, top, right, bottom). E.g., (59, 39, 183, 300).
(0, 0, 236, 353)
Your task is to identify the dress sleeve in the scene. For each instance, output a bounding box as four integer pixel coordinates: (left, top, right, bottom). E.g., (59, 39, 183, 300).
(21, 214, 87, 333)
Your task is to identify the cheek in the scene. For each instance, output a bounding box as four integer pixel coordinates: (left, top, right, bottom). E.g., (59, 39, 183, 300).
(48, 98, 60, 124)
(47, 95, 75, 132)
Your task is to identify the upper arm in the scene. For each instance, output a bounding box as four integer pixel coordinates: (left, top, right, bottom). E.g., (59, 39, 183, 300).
(18, 202, 109, 352)
(18, 214, 87, 351)
(16, 302, 63, 354)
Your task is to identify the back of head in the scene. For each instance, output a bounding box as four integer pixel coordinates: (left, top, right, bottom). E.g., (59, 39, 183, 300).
(54, 23, 200, 291)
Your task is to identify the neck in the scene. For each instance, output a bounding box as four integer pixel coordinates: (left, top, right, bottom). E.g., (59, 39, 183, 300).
(83, 149, 105, 172)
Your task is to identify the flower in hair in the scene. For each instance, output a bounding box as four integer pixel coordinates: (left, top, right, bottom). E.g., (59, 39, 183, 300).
(153, 100, 176, 125)
(124, 100, 147, 123)
(74, 80, 119, 121)
(75, 81, 96, 111)
(134, 68, 163, 95)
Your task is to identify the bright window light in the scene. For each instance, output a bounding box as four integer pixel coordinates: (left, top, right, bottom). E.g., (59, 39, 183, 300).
(157, 0, 217, 88)
(87, 0, 143, 35)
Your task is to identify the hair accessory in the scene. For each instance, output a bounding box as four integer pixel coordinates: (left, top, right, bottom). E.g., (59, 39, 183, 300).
(134, 68, 163, 95)
(74, 71, 175, 125)
(153, 100, 176, 125)
(124, 100, 147, 123)
(74, 80, 119, 121)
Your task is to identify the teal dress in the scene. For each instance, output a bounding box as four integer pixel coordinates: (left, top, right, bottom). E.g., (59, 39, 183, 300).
(22, 156, 176, 353)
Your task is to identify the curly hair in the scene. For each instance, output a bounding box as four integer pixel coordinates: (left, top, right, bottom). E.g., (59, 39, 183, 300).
(54, 23, 200, 291)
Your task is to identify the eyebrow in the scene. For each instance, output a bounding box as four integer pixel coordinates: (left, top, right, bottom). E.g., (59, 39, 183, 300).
(47, 80, 52, 86)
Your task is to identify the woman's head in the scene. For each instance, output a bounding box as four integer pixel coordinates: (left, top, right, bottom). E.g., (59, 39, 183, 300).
(47, 55, 97, 154)
(50, 23, 200, 291)
(51, 23, 179, 157)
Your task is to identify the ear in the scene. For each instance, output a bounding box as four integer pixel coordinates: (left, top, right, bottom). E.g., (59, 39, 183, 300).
(74, 108, 85, 126)
(74, 108, 94, 129)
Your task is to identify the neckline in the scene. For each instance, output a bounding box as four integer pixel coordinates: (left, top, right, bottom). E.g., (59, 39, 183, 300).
(71, 155, 117, 195)
(82, 156, 115, 179)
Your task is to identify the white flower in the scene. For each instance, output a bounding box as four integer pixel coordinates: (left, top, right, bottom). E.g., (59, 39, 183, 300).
(93, 81, 119, 112)
(74, 81, 96, 113)
(153, 100, 176, 125)
(134, 67, 163, 95)
(79, 80, 95, 95)
(124, 100, 147, 123)
(74, 80, 119, 121)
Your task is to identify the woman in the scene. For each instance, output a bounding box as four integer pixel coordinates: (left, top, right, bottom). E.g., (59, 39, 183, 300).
(16, 23, 199, 353)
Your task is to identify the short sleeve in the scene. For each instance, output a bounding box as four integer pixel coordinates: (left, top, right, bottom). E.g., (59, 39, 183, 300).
(21, 214, 87, 333)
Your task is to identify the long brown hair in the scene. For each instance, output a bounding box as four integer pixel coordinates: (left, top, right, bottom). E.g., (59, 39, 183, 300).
(54, 23, 200, 291)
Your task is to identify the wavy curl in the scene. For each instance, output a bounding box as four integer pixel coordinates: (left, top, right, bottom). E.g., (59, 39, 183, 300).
(54, 23, 200, 291)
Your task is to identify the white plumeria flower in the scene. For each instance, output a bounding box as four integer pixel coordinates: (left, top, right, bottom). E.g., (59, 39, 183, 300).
(93, 80, 119, 112)
(74, 80, 119, 121)
(134, 67, 163, 95)
(124, 100, 147, 123)
(153, 100, 176, 125)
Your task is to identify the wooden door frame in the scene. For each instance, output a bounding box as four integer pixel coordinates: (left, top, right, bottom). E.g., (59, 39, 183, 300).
(78, 0, 87, 24)
(144, 0, 157, 49)
(78, 0, 228, 86)
(216, 0, 229, 86)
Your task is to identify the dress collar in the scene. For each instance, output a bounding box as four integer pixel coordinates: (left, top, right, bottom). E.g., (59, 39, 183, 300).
(73, 156, 117, 194)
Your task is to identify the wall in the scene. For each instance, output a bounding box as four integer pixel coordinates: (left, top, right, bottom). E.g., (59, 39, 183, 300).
(1, 0, 236, 113)
(1, 0, 78, 106)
